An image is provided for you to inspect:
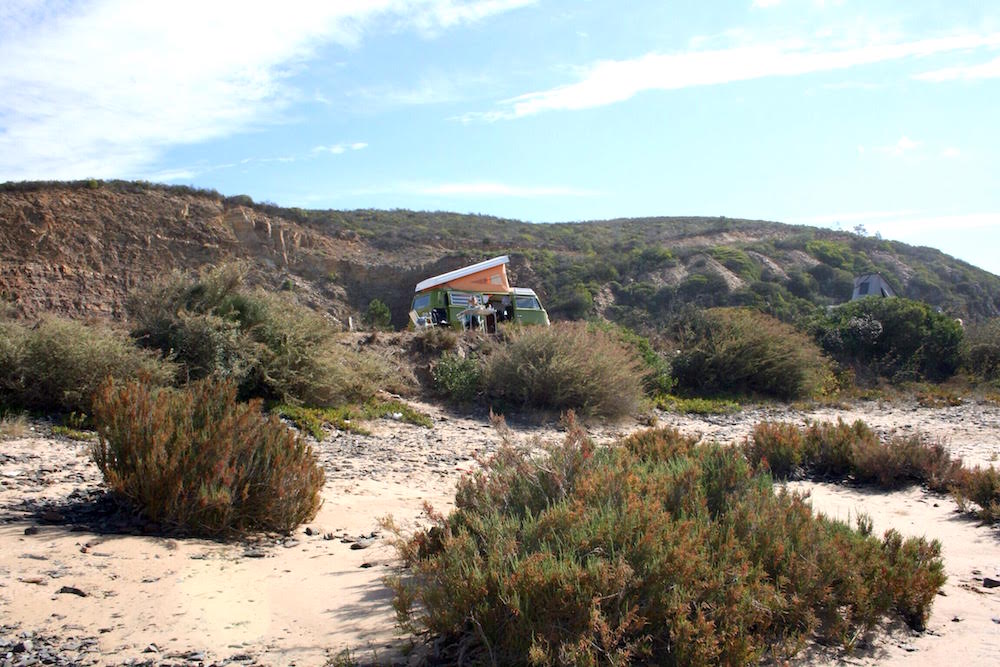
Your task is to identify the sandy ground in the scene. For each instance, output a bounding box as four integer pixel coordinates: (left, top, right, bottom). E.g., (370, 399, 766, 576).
(2, 399, 999, 666)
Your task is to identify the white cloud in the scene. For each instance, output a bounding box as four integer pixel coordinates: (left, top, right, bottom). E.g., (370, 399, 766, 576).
(916, 54, 1000, 82)
(0, 0, 534, 180)
(857, 136, 922, 157)
(942, 147, 962, 158)
(311, 142, 368, 155)
(463, 32, 1000, 121)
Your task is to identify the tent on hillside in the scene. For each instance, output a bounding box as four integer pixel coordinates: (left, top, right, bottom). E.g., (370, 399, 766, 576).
(852, 273, 896, 300)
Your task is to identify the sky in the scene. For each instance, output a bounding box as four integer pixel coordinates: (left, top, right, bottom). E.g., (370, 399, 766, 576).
(2, 0, 999, 274)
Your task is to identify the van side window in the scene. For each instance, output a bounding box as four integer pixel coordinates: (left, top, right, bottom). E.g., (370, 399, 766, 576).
(515, 296, 540, 310)
(413, 295, 431, 311)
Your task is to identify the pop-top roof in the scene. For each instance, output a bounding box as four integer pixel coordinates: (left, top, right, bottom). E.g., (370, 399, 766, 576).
(415, 255, 510, 293)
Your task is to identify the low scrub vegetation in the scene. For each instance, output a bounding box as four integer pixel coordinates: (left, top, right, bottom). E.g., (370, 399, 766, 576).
(482, 322, 646, 417)
(92, 377, 324, 536)
(746, 419, 999, 521)
(128, 264, 401, 405)
(388, 420, 946, 665)
(0, 314, 174, 414)
(670, 307, 832, 400)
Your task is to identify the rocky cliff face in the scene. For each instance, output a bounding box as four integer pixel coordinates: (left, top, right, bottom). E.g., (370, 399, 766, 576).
(1, 186, 365, 322)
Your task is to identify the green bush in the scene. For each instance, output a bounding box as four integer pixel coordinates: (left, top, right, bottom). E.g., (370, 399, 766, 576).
(811, 296, 963, 382)
(482, 322, 646, 417)
(0, 315, 175, 414)
(388, 422, 946, 665)
(432, 352, 482, 403)
(128, 265, 400, 405)
(363, 298, 392, 330)
(92, 377, 324, 536)
(961, 318, 1000, 383)
(671, 307, 832, 400)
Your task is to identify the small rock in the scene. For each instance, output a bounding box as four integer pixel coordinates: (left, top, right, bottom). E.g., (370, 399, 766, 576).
(323, 532, 334, 541)
(359, 562, 374, 568)
(304, 527, 314, 536)
(243, 549, 267, 559)
(282, 539, 299, 549)
(351, 538, 374, 550)
(143, 644, 159, 653)
(983, 577, 1000, 589)
(23, 526, 39, 536)
(56, 586, 87, 597)
(951, 615, 962, 622)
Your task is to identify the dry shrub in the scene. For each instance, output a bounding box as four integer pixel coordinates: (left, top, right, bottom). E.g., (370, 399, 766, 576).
(92, 377, 324, 536)
(804, 419, 873, 477)
(388, 422, 946, 665)
(746, 421, 805, 478)
(671, 307, 832, 400)
(747, 419, 994, 521)
(0, 315, 175, 414)
(128, 265, 400, 405)
(954, 466, 1000, 522)
(482, 322, 646, 417)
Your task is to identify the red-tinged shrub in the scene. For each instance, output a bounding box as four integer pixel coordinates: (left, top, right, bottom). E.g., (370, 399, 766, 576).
(92, 377, 324, 536)
(387, 423, 946, 665)
(745, 421, 806, 478)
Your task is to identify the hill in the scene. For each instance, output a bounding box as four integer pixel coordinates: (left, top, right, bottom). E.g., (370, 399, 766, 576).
(2, 180, 999, 328)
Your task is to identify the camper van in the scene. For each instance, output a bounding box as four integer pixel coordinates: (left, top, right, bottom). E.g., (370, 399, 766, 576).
(410, 256, 549, 332)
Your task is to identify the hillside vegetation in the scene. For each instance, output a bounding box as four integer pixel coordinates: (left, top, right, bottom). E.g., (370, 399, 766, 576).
(2, 180, 999, 330)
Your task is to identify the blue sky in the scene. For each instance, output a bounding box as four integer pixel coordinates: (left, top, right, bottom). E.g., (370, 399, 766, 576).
(2, 0, 999, 274)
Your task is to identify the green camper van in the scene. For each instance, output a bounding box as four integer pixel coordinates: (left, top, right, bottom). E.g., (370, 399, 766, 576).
(410, 256, 549, 332)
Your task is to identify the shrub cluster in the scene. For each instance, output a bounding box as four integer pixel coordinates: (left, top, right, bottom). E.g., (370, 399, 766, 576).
(482, 322, 647, 417)
(961, 318, 1000, 384)
(128, 265, 399, 405)
(811, 296, 963, 383)
(389, 422, 946, 665)
(670, 307, 832, 400)
(92, 377, 324, 536)
(746, 419, 999, 521)
(0, 314, 174, 414)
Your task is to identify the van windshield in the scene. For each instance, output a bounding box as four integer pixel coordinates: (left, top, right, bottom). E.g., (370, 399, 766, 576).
(515, 296, 540, 310)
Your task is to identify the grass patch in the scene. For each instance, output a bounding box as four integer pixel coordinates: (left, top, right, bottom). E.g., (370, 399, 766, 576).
(655, 394, 741, 415)
(387, 418, 946, 665)
(93, 377, 324, 537)
(276, 399, 432, 440)
(51, 425, 96, 441)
